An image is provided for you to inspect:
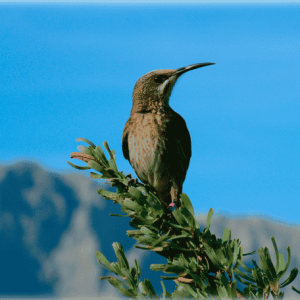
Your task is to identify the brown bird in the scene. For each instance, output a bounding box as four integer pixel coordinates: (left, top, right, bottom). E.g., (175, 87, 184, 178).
(122, 63, 215, 207)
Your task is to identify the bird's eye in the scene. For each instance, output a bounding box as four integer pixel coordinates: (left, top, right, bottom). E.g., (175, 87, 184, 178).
(154, 75, 166, 84)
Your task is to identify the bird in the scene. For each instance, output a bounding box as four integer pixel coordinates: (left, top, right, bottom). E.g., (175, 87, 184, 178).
(122, 63, 215, 208)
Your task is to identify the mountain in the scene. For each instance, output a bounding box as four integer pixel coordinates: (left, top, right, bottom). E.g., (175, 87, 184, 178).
(0, 161, 299, 298)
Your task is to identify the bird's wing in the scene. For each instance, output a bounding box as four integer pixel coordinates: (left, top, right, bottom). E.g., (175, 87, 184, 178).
(122, 118, 130, 160)
(166, 110, 192, 181)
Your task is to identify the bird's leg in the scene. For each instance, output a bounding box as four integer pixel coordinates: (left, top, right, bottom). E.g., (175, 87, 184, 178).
(125, 174, 140, 186)
(170, 182, 181, 208)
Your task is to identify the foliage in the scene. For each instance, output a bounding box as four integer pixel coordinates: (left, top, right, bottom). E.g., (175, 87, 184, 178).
(68, 138, 299, 299)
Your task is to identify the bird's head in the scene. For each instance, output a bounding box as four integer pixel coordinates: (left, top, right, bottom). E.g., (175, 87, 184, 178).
(131, 62, 215, 114)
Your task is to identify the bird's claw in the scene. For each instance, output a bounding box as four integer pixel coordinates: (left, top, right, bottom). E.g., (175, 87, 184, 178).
(126, 175, 139, 187)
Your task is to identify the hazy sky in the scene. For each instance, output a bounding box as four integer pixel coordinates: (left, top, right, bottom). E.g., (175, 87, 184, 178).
(1, 4, 300, 225)
(3, 1, 300, 2)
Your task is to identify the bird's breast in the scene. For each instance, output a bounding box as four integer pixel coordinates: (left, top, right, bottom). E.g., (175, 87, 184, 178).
(127, 113, 169, 182)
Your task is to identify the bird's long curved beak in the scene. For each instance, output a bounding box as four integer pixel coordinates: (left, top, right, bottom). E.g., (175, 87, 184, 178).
(175, 62, 215, 76)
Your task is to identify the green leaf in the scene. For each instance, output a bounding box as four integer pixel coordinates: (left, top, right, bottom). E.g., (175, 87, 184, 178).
(96, 251, 113, 272)
(111, 261, 121, 274)
(292, 286, 300, 294)
(90, 172, 105, 179)
(180, 193, 194, 215)
(152, 232, 172, 245)
(123, 198, 143, 211)
(109, 159, 118, 172)
(103, 140, 115, 160)
(138, 279, 157, 297)
(279, 268, 298, 288)
(180, 206, 199, 229)
(252, 267, 265, 288)
(110, 213, 128, 217)
(140, 226, 157, 237)
(77, 145, 93, 155)
(76, 137, 96, 148)
(203, 244, 225, 270)
(177, 282, 198, 298)
(94, 146, 109, 167)
(258, 247, 277, 282)
(222, 228, 231, 243)
(217, 284, 229, 298)
(168, 234, 190, 243)
(130, 267, 137, 284)
(127, 229, 144, 237)
(186, 270, 206, 287)
(164, 220, 187, 230)
(172, 209, 189, 227)
(277, 252, 286, 275)
(276, 245, 292, 281)
(108, 277, 136, 297)
(137, 242, 168, 251)
(160, 275, 178, 280)
(150, 264, 166, 271)
(88, 160, 105, 173)
(243, 249, 257, 256)
(112, 242, 129, 270)
(228, 280, 238, 298)
(145, 192, 163, 212)
(238, 259, 253, 273)
(129, 217, 145, 229)
(111, 149, 117, 160)
(134, 259, 141, 284)
(235, 273, 254, 286)
(232, 240, 243, 269)
(97, 189, 120, 201)
(204, 208, 214, 233)
(128, 186, 147, 203)
(136, 235, 158, 245)
(67, 161, 91, 170)
(160, 280, 172, 298)
(271, 236, 280, 272)
(172, 282, 197, 298)
(164, 264, 186, 274)
(235, 266, 256, 283)
(168, 241, 195, 252)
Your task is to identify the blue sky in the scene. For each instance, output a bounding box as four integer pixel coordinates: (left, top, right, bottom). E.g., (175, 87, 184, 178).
(1, 3, 300, 225)
(3, 0, 300, 2)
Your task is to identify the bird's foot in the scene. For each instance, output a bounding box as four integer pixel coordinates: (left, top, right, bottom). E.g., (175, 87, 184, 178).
(167, 200, 181, 211)
(125, 173, 133, 179)
(126, 174, 139, 187)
